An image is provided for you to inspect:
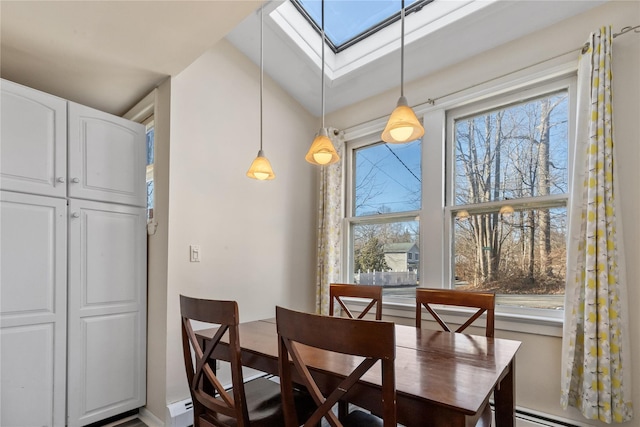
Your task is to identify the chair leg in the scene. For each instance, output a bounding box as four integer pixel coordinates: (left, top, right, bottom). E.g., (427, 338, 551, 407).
(475, 403, 493, 427)
(338, 400, 349, 420)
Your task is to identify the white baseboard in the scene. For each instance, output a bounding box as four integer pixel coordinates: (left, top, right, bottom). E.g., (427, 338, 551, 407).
(139, 407, 165, 427)
(515, 406, 596, 427)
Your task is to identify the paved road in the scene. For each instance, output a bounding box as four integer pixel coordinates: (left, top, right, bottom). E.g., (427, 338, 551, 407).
(382, 286, 564, 310)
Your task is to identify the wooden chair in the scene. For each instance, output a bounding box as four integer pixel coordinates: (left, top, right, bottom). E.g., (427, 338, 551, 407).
(329, 283, 383, 320)
(415, 288, 495, 338)
(180, 295, 314, 427)
(276, 306, 396, 427)
(329, 283, 384, 419)
(415, 288, 495, 427)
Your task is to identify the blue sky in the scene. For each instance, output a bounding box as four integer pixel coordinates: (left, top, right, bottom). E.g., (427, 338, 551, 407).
(298, 0, 420, 47)
(354, 140, 421, 216)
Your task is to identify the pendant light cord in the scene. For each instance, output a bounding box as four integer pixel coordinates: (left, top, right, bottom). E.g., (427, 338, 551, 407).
(400, 0, 405, 98)
(321, 0, 326, 129)
(260, 3, 264, 151)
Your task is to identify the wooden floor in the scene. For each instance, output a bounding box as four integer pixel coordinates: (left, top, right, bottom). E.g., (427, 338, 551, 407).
(112, 418, 148, 427)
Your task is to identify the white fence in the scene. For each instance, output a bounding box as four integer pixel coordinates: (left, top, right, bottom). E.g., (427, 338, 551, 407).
(354, 270, 418, 287)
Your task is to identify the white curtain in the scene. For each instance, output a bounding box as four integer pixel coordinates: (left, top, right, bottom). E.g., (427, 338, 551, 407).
(561, 26, 633, 423)
(314, 128, 345, 315)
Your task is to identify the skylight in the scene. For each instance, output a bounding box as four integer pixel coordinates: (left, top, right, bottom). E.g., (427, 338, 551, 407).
(292, 0, 431, 52)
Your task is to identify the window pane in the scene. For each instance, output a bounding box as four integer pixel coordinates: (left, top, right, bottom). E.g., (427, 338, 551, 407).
(453, 207, 566, 309)
(354, 141, 421, 216)
(146, 123, 155, 220)
(296, 0, 424, 48)
(453, 91, 568, 206)
(351, 219, 419, 301)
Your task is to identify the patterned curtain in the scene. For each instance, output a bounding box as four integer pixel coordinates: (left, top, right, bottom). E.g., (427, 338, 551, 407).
(314, 128, 345, 315)
(560, 26, 633, 423)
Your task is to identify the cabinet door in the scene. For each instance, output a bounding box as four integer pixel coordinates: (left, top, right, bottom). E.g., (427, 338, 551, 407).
(0, 79, 67, 197)
(0, 191, 67, 427)
(68, 102, 146, 207)
(66, 199, 147, 427)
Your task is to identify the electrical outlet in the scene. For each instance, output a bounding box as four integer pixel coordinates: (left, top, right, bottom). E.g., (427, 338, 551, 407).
(190, 245, 201, 262)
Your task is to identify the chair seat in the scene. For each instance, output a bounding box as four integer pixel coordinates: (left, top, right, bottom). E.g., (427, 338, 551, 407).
(200, 377, 314, 427)
(343, 409, 385, 427)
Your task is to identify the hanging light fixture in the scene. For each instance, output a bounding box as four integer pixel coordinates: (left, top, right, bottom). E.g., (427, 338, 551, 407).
(456, 210, 470, 220)
(499, 205, 515, 215)
(247, 3, 275, 180)
(305, 0, 339, 166)
(381, 0, 424, 144)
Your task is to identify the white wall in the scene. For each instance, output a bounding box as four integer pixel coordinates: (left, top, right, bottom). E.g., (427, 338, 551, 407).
(143, 79, 171, 424)
(328, 2, 639, 425)
(146, 2, 639, 425)
(161, 38, 319, 409)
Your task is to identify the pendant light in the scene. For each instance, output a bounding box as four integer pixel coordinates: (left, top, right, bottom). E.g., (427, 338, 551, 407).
(381, 0, 424, 144)
(247, 3, 275, 180)
(305, 0, 339, 166)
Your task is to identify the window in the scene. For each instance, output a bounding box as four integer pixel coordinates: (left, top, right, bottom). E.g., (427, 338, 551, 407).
(345, 73, 575, 320)
(292, 0, 430, 52)
(346, 139, 421, 302)
(144, 117, 155, 221)
(447, 82, 571, 311)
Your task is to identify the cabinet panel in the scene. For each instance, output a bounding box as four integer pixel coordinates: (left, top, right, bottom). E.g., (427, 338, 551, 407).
(83, 206, 141, 305)
(67, 199, 146, 427)
(1, 324, 57, 427)
(0, 80, 67, 197)
(83, 313, 140, 413)
(0, 191, 67, 427)
(68, 102, 146, 207)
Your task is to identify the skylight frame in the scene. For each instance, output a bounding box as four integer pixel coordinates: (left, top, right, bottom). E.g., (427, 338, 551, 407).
(291, 0, 434, 53)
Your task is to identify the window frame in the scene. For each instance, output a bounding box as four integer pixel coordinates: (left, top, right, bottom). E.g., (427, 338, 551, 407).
(443, 77, 576, 320)
(344, 132, 422, 284)
(342, 60, 578, 333)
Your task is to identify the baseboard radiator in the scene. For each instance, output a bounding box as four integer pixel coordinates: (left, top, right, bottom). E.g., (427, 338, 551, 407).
(513, 407, 591, 427)
(167, 397, 586, 427)
(167, 398, 193, 427)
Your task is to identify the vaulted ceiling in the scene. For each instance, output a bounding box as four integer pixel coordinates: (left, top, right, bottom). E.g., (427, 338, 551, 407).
(0, 1, 606, 117)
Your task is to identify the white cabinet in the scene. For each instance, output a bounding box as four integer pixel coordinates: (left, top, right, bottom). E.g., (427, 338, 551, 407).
(66, 199, 147, 426)
(0, 191, 67, 427)
(0, 79, 67, 198)
(0, 79, 147, 427)
(68, 102, 146, 206)
(1, 80, 146, 207)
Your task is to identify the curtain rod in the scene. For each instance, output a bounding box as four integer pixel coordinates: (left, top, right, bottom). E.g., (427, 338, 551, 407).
(613, 25, 640, 38)
(579, 24, 639, 54)
(426, 24, 639, 106)
(346, 24, 639, 138)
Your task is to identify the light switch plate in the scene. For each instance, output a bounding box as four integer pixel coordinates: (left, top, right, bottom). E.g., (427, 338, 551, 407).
(190, 245, 201, 262)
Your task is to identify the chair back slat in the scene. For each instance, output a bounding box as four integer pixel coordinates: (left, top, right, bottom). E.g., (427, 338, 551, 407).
(415, 288, 495, 338)
(277, 306, 396, 427)
(329, 283, 383, 320)
(180, 295, 251, 426)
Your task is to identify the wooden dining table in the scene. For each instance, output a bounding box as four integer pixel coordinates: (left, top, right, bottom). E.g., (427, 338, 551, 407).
(197, 317, 521, 427)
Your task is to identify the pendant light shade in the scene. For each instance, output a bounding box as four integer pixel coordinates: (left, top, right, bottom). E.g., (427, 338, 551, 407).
(305, 128, 339, 165)
(381, 96, 424, 143)
(381, 0, 424, 144)
(247, 149, 275, 180)
(247, 4, 275, 180)
(499, 205, 515, 215)
(305, 0, 339, 166)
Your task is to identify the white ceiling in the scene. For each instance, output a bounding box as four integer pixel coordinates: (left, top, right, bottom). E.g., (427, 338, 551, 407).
(0, 0, 261, 116)
(1, 0, 605, 117)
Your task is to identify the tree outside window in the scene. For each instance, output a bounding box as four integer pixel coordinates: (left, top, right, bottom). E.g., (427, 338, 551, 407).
(348, 141, 421, 295)
(451, 90, 569, 309)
